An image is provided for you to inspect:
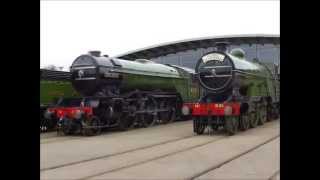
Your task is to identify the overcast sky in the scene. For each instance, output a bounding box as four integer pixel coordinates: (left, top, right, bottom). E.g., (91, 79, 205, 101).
(40, 1, 280, 70)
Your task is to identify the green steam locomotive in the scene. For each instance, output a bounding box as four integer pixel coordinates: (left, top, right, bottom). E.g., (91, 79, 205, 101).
(187, 48, 280, 135)
(45, 51, 200, 135)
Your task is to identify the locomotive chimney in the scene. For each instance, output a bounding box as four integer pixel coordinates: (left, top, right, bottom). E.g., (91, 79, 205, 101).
(89, 51, 101, 57)
(215, 42, 230, 53)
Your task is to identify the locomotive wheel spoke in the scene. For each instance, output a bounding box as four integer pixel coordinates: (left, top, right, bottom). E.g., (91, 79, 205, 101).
(193, 117, 206, 135)
(210, 124, 219, 131)
(225, 116, 239, 135)
(83, 116, 101, 136)
(266, 105, 273, 122)
(249, 112, 258, 128)
(258, 105, 267, 125)
(272, 104, 280, 120)
(126, 116, 136, 129)
(142, 114, 157, 128)
(62, 119, 74, 135)
(239, 112, 250, 131)
(142, 96, 157, 128)
(160, 107, 176, 124)
(118, 115, 135, 131)
(134, 114, 143, 128)
(159, 111, 170, 124)
(168, 107, 176, 123)
(158, 100, 173, 124)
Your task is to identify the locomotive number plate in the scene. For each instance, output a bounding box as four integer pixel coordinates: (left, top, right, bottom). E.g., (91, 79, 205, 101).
(215, 104, 224, 108)
(202, 53, 225, 63)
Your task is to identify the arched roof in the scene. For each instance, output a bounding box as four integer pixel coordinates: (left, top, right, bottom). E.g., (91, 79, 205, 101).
(115, 34, 279, 60)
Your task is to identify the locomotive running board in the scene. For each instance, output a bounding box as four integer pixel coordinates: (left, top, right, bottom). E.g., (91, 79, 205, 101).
(151, 94, 177, 98)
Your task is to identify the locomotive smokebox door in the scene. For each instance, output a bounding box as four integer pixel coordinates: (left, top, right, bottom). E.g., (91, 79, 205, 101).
(195, 51, 235, 94)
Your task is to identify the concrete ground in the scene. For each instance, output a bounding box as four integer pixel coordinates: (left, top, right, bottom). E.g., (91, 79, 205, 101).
(41, 120, 280, 180)
(41, 121, 193, 170)
(196, 138, 279, 180)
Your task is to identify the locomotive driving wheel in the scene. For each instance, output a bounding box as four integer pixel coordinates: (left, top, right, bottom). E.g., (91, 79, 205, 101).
(60, 118, 74, 135)
(258, 105, 267, 125)
(273, 104, 280, 119)
(271, 103, 280, 120)
(161, 107, 176, 124)
(239, 112, 250, 131)
(169, 107, 177, 123)
(225, 116, 239, 135)
(158, 99, 176, 124)
(158, 100, 168, 123)
(141, 96, 157, 128)
(118, 114, 135, 131)
(193, 117, 206, 135)
(82, 116, 101, 136)
(249, 111, 258, 128)
(266, 104, 273, 122)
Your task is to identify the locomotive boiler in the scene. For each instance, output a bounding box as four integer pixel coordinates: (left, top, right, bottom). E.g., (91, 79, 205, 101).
(46, 51, 200, 135)
(70, 51, 194, 98)
(187, 48, 280, 135)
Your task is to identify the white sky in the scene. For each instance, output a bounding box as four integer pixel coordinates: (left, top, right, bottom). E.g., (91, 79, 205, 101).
(40, 1, 280, 70)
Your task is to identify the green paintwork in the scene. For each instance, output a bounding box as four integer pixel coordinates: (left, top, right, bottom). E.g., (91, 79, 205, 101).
(228, 53, 279, 101)
(72, 55, 200, 102)
(40, 80, 80, 105)
(119, 72, 199, 103)
(113, 58, 181, 78)
(108, 58, 200, 102)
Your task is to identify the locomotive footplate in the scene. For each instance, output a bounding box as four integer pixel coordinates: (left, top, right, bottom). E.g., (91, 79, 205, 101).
(189, 102, 241, 116)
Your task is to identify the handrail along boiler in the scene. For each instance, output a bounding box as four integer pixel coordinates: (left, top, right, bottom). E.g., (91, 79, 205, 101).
(185, 48, 280, 135)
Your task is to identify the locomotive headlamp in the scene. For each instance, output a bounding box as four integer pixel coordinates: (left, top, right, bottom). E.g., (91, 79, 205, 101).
(182, 105, 190, 116)
(224, 105, 233, 115)
(74, 109, 83, 119)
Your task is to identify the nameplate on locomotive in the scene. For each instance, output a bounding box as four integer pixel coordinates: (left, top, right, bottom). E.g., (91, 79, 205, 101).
(202, 53, 225, 63)
(104, 72, 120, 78)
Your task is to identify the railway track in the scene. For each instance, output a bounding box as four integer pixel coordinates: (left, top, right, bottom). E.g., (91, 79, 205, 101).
(41, 120, 279, 180)
(80, 135, 227, 180)
(41, 120, 194, 170)
(41, 120, 190, 144)
(86, 121, 279, 180)
(190, 136, 279, 180)
(41, 134, 227, 179)
(41, 133, 198, 171)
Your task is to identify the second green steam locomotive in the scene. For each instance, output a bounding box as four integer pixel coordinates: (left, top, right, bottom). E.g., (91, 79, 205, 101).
(186, 48, 280, 135)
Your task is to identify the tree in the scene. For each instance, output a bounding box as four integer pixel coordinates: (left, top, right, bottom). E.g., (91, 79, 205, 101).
(43, 65, 64, 71)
